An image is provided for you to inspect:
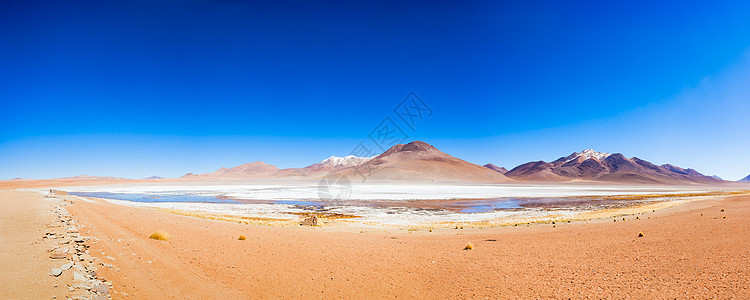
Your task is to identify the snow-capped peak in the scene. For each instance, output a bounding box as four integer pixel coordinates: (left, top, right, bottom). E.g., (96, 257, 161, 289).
(567, 149, 611, 162)
(316, 155, 375, 167)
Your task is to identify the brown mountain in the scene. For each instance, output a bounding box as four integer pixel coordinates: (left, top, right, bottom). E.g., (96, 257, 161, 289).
(334, 141, 513, 182)
(505, 149, 722, 184)
(483, 163, 509, 174)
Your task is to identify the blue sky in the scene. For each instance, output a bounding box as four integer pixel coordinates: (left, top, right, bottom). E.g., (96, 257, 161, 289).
(1, 1, 749, 180)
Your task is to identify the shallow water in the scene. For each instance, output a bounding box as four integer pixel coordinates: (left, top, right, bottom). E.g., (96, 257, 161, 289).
(71, 190, 531, 213)
(63, 188, 689, 226)
(68, 190, 624, 214)
(459, 199, 523, 213)
(69, 191, 240, 204)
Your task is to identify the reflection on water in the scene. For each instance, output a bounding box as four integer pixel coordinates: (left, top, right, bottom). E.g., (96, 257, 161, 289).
(272, 200, 323, 206)
(459, 199, 523, 213)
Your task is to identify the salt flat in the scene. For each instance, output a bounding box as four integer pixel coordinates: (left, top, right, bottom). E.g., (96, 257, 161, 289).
(45, 181, 733, 227)
(56, 181, 711, 201)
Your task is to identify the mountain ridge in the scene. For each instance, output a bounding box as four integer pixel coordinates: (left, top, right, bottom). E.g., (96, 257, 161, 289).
(505, 149, 722, 184)
(175, 144, 726, 185)
(483, 163, 509, 174)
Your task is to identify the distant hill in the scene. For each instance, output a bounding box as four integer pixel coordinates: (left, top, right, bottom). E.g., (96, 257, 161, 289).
(739, 174, 750, 183)
(55, 175, 127, 180)
(184, 161, 279, 178)
(483, 163, 508, 174)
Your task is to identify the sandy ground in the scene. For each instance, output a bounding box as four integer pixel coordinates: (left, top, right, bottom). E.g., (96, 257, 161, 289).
(2, 183, 749, 299)
(0, 190, 74, 299)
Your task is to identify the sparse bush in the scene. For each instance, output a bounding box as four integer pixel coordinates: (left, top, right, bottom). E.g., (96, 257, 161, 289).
(464, 242, 474, 250)
(148, 230, 169, 241)
(238, 235, 247, 240)
(638, 232, 644, 237)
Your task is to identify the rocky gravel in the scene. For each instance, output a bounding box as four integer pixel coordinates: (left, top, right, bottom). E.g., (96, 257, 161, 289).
(44, 191, 114, 300)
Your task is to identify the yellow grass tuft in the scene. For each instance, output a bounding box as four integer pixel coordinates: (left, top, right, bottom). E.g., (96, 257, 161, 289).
(238, 235, 247, 240)
(638, 232, 644, 237)
(148, 230, 169, 241)
(720, 208, 725, 212)
(464, 242, 474, 250)
(723, 216, 727, 219)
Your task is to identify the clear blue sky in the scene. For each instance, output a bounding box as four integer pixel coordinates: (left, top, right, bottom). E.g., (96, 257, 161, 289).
(1, 1, 749, 180)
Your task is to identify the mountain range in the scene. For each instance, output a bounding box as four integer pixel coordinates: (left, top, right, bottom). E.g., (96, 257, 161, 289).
(504, 149, 721, 184)
(740, 174, 750, 183)
(177, 142, 734, 185)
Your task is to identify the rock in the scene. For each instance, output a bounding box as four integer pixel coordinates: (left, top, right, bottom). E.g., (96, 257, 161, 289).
(61, 262, 74, 270)
(80, 254, 93, 262)
(50, 268, 63, 276)
(300, 216, 318, 226)
(93, 284, 109, 294)
(50, 252, 67, 259)
(73, 272, 86, 282)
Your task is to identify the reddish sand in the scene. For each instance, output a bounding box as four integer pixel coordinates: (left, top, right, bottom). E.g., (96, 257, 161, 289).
(0, 190, 74, 299)
(2, 181, 749, 298)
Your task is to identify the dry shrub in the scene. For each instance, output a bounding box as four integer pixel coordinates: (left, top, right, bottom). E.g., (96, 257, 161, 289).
(638, 232, 644, 237)
(149, 230, 169, 241)
(238, 235, 247, 240)
(464, 242, 474, 250)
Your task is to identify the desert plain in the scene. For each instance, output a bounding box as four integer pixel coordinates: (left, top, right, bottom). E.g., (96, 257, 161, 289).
(1, 178, 749, 299)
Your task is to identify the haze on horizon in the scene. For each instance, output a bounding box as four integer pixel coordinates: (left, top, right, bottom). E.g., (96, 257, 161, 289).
(1, 1, 750, 180)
